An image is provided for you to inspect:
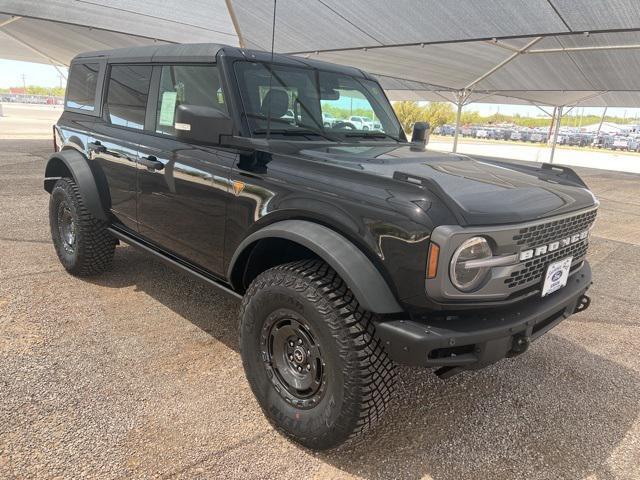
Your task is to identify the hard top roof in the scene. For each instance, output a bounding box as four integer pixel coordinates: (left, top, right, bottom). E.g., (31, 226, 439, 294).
(72, 42, 367, 78)
(73, 43, 230, 64)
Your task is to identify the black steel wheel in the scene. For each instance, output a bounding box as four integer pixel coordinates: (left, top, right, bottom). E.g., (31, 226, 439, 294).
(239, 259, 396, 450)
(262, 313, 326, 409)
(49, 178, 116, 276)
(56, 197, 76, 255)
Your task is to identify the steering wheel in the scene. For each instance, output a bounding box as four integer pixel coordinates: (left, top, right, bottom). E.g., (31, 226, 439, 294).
(332, 121, 356, 130)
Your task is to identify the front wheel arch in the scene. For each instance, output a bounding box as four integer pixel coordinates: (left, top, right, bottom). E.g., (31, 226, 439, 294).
(228, 220, 403, 315)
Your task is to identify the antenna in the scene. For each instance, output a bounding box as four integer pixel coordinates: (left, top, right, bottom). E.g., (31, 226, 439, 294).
(265, 0, 277, 140)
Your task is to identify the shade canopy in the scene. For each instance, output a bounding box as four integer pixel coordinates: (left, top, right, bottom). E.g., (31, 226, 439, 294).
(2, 0, 640, 107)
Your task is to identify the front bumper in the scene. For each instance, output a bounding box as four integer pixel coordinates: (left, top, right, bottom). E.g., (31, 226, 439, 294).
(375, 261, 592, 375)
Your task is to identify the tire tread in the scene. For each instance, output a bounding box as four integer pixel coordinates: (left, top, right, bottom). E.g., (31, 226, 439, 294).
(50, 178, 115, 276)
(239, 258, 396, 448)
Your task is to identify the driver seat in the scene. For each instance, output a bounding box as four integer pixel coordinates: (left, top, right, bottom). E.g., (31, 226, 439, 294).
(260, 89, 289, 119)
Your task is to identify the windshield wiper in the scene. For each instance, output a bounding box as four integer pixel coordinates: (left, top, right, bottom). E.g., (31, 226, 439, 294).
(344, 131, 402, 142)
(253, 128, 342, 142)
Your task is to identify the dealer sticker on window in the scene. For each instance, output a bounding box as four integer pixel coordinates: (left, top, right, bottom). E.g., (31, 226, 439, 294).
(542, 256, 573, 297)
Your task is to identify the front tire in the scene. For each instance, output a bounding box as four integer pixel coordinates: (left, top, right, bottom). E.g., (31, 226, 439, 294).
(239, 259, 395, 450)
(49, 178, 116, 276)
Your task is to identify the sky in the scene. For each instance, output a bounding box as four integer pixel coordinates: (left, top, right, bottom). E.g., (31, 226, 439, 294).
(0, 59, 68, 89)
(2, 59, 640, 120)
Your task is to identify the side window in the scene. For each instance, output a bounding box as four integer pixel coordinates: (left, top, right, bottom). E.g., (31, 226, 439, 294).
(105, 65, 152, 130)
(66, 63, 99, 111)
(155, 65, 227, 136)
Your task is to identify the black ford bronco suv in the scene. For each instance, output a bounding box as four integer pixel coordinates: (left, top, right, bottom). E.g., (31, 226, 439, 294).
(45, 44, 597, 450)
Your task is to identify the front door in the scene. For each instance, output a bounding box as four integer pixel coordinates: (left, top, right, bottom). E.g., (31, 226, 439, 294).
(136, 64, 234, 277)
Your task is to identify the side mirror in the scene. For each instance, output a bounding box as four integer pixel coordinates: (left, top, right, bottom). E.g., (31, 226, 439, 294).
(174, 104, 233, 145)
(411, 122, 430, 151)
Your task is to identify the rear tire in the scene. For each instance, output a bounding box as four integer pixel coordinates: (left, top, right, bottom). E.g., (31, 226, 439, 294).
(49, 178, 116, 276)
(239, 259, 396, 450)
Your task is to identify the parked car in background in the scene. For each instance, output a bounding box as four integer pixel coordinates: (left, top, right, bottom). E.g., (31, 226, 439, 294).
(440, 125, 456, 136)
(592, 135, 613, 149)
(322, 112, 337, 127)
(611, 136, 639, 151)
(566, 133, 593, 147)
(529, 131, 548, 143)
(511, 129, 531, 142)
(348, 116, 374, 130)
(495, 129, 512, 141)
(461, 125, 477, 137)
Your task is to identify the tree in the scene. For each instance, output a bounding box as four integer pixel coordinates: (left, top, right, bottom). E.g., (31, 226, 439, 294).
(460, 110, 482, 125)
(23, 85, 65, 97)
(393, 101, 458, 133)
(393, 101, 428, 133)
(423, 102, 455, 128)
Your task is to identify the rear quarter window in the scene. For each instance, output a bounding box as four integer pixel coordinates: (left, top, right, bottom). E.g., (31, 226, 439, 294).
(66, 63, 100, 111)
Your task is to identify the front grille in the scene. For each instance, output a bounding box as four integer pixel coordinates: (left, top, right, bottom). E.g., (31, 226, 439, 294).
(505, 240, 588, 288)
(513, 209, 597, 249)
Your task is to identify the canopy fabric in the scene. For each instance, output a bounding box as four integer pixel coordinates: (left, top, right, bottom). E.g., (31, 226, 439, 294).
(2, 0, 640, 107)
(0, 0, 237, 67)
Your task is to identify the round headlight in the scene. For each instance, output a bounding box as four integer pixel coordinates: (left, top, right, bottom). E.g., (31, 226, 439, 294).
(450, 237, 492, 292)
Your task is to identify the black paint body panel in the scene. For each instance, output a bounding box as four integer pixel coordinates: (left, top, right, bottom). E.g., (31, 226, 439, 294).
(51, 44, 598, 317)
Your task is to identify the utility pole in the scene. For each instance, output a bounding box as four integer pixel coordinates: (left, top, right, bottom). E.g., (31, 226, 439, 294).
(21, 73, 26, 90)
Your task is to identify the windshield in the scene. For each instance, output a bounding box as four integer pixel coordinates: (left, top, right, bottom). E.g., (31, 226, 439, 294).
(234, 61, 404, 142)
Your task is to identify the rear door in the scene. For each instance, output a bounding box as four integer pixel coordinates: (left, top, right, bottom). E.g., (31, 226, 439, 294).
(136, 63, 234, 276)
(90, 64, 153, 231)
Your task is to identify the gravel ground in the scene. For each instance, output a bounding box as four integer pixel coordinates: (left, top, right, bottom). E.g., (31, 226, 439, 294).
(1, 138, 639, 479)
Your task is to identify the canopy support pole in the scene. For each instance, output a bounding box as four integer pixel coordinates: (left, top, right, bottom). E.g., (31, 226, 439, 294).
(225, 0, 246, 48)
(452, 91, 465, 153)
(549, 105, 563, 164)
(0, 15, 21, 28)
(596, 107, 608, 137)
(465, 36, 543, 90)
(547, 106, 557, 140)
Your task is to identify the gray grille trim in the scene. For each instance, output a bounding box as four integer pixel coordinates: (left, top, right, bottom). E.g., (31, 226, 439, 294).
(426, 206, 598, 302)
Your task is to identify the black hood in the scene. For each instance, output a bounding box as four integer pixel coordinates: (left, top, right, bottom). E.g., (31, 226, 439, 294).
(294, 143, 597, 226)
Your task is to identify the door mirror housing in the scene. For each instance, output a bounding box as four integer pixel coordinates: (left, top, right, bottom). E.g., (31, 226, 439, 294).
(174, 104, 233, 145)
(411, 122, 430, 151)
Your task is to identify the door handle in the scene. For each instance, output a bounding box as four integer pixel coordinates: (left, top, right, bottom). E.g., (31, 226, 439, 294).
(139, 155, 164, 170)
(88, 141, 106, 153)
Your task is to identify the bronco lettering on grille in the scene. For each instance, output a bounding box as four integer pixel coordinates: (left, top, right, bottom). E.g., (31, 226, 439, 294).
(519, 230, 589, 261)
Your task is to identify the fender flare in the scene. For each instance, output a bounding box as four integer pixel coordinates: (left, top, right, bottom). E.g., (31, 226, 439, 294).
(44, 149, 108, 221)
(228, 220, 403, 314)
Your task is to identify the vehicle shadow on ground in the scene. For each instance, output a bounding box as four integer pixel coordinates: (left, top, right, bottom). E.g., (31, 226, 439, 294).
(88, 244, 242, 353)
(90, 245, 638, 480)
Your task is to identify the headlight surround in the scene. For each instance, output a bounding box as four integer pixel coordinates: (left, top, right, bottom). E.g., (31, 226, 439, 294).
(450, 236, 493, 292)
